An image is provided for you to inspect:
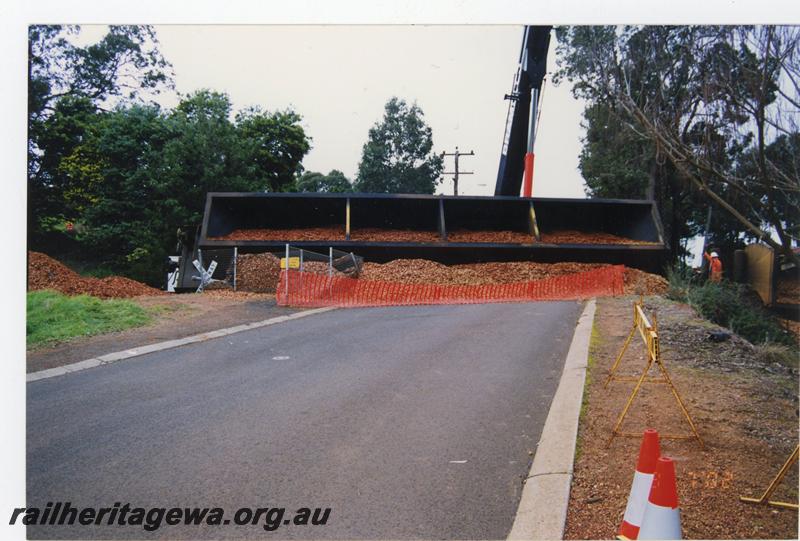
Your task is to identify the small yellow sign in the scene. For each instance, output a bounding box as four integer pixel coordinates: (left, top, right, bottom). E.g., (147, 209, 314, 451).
(280, 257, 300, 269)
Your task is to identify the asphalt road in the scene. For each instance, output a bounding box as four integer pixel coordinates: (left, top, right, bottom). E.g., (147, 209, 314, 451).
(27, 301, 583, 539)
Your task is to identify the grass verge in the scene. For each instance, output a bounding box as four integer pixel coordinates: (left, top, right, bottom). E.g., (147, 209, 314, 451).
(27, 290, 152, 348)
(666, 267, 795, 348)
(575, 317, 602, 462)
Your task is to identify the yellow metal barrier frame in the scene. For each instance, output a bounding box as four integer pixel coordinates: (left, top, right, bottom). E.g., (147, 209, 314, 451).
(740, 445, 799, 510)
(605, 297, 704, 449)
(604, 297, 657, 385)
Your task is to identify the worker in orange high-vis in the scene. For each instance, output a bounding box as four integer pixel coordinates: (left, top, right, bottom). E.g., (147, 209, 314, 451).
(704, 250, 723, 282)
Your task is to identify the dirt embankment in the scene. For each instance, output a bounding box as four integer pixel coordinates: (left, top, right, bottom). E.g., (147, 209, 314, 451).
(28, 252, 163, 298)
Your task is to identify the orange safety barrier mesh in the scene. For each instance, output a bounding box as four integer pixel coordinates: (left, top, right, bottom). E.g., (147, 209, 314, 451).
(276, 265, 626, 307)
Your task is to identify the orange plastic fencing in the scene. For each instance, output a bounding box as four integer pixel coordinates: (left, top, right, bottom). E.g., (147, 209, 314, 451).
(276, 265, 626, 307)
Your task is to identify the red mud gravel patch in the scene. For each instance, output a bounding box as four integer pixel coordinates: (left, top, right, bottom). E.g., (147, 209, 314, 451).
(28, 252, 163, 298)
(564, 296, 798, 540)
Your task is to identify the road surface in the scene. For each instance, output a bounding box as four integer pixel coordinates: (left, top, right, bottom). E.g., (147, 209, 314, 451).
(27, 301, 583, 539)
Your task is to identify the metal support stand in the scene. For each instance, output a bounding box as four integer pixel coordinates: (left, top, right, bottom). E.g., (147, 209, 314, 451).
(285, 244, 290, 304)
(345, 198, 351, 241)
(298, 249, 304, 289)
(328, 247, 333, 300)
(606, 298, 704, 449)
(233, 247, 238, 291)
(438, 198, 447, 241)
(605, 299, 641, 387)
(528, 201, 541, 242)
(740, 445, 799, 510)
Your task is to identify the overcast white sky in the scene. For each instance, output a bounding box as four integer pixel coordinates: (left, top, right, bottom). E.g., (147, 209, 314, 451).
(77, 25, 588, 198)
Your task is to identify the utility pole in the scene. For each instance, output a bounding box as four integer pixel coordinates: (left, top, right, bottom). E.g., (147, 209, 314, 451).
(441, 147, 475, 196)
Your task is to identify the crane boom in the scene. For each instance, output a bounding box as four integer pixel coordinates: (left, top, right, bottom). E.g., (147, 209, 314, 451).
(495, 26, 551, 196)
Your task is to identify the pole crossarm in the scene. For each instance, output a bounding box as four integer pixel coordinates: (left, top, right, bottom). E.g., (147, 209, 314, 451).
(604, 297, 704, 449)
(441, 147, 475, 196)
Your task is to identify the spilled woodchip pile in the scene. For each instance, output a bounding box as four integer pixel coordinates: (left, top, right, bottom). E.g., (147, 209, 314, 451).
(358, 259, 668, 295)
(235, 253, 282, 293)
(234, 254, 350, 293)
(621, 267, 669, 295)
(209, 227, 658, 245)
(227, 253, 669, 296)
(27, 252, 164, 298)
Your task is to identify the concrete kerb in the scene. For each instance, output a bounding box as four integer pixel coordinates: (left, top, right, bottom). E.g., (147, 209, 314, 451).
(27, 307, 337, 383)
(508, 299, 596, 540)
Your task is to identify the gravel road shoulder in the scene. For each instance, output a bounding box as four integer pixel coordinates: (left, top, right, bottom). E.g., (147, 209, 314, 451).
(27, 292, 303, 373)
(564, 295, 798, 540)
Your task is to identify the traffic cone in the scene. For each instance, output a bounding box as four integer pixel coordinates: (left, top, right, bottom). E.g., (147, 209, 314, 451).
(618, 429, 661, 540)
(638, 457, 682, 540)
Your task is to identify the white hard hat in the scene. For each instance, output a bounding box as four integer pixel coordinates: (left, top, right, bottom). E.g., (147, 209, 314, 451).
(711, 251, 719, 258)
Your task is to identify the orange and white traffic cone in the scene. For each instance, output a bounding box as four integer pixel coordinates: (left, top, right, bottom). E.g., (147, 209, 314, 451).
(618, 428, 661, 540)
(638, 457, 682, 540)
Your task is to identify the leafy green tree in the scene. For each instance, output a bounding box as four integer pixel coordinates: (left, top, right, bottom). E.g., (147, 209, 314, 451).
(578, 102, 701, 261)
(722, 132, 800, 249)
(556, 25, 800, 265)
(28, 25, 173, 246)
(28, 27, 315, 284)
(28, 25, 172, 122)
(28, 96, 100, 239)
(236, 107, 311, 192)
(56, 103, 175, 283)
(355, 97, 443, 193)
(558, 29, 710, 261)
(160, 91, 250, 211)
(580, 103, 651, 199)
(295, 170, 353, 193)
(48, 90, 312, 284)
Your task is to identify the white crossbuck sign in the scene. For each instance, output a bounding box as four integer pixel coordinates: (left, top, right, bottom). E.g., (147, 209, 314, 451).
(192, 259, 218, 292)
